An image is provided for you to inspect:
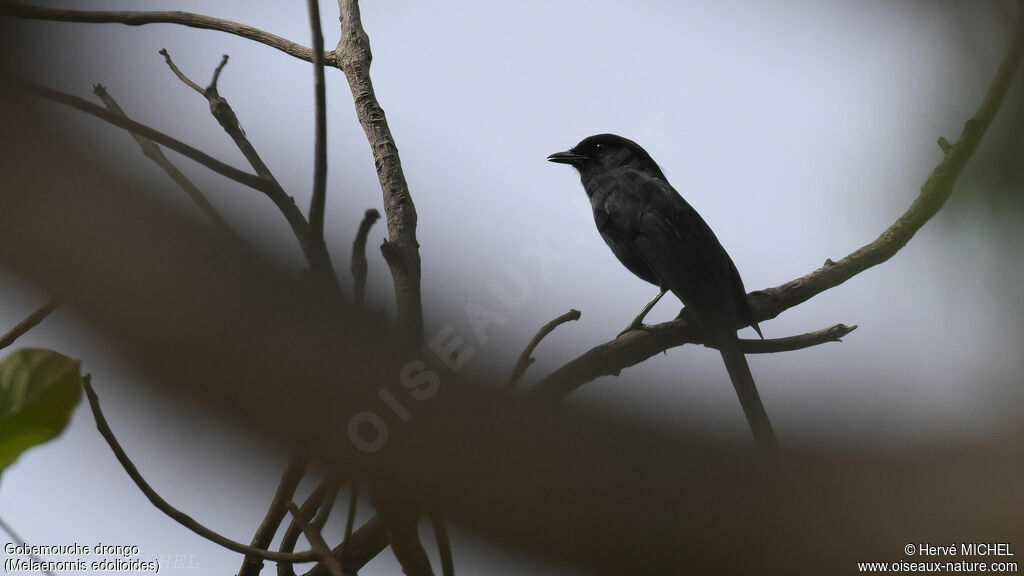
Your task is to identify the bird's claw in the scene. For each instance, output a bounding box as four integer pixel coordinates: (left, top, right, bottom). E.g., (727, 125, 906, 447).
(618, 321, 656, 338)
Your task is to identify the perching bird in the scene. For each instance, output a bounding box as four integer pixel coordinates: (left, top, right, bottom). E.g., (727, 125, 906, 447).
(548, 134, 777, 449)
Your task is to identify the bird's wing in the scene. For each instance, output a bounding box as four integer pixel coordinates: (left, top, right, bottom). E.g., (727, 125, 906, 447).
(629, 176, 749, 336)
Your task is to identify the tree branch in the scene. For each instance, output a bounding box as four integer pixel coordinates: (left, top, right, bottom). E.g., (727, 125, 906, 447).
(303, 516, 389, 576)
(340, 484, 359, 572)
(287, 503, 344, 576)
(81, 378, 319, 564)
(158, 49, 340, 294)
(336, 0, 423, 342)
(277, 479, 332, 576)
(351, 209, 381, 307)
(0, 298, 61, 352)
(306, 0, 329, 246)
(12, 79, 271, 193)
(0, 4, 336, 67)
(533, 11, 1024, 398)
(238, 455, 308, 576)
(0, 516, 57, 576)
(92, 84, 243, 240)
(430, 513, 454, 576)
(505, 309, 581, 390)
(735, 323, 856, 354)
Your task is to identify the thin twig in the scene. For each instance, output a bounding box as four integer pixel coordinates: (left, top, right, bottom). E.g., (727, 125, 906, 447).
(303, 516, 389, 576)
(312, 482, 341, 531)
(92, 84, 243, 240)
(287, 503, 344, 576)
(238, 455, 309, 576)
(277, 479, 332, 576)
(0, 4, 335, 66)
(430, 513, 454, 576)
(81, 377, 319, 563)
(0, 515, 58, 576)
(337, 0, 423, 342)
(158, 49, 340, 295)
(533, 12, 1024, 398)
(158, 49, 203, 95)
(734, 323, 856, 354)
(340, 484, 359, 571)
(351, 209, 381, 306)
(13, 80, 271, 193)
(306, 0, 329, 246)
(0, 298, 61, 351)
(505, 309, 581, 390)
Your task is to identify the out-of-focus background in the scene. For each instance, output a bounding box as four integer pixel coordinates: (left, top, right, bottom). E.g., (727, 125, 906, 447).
(1, 1, 1021, 574)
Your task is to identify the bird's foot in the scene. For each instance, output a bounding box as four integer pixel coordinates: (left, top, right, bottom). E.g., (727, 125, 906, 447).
(617, 288, 669, 338)
(618, 319, 656, 338)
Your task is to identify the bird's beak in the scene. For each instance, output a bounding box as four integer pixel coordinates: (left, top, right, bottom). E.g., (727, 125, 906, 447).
(546, 150, 588, 165)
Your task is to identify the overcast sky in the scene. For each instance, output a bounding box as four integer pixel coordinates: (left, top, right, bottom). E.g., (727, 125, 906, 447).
(2, 1, 1022, 574)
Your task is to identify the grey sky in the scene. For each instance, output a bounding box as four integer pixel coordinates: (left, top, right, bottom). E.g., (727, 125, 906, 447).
(2, 1, 1022, 574)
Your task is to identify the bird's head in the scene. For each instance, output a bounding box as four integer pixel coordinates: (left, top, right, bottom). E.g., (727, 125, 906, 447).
(547, 133, 665, 179)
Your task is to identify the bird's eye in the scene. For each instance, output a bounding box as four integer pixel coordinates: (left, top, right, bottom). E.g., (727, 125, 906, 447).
(594, 143, 604, 153)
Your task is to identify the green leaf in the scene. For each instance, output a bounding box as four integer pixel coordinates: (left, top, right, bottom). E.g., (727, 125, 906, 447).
(0, 348, 82, 472)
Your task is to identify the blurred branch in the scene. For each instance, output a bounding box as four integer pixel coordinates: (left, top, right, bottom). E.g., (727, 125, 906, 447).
(278, 479, 333, 576)
(0, 516, 57, 576)
(351, 209, 381, 307)
(0, 4, 335, 66)
(0, 298, 60, 352)
(13, 79, 271, 192)
(430, 514, 455, 576)
(287, 503, 344, 576)
(306, 0, 329, 247)
(304, 516, 389, 576)
(336, 0, 423, 342)
(92, 84, 243, 240)
(505, 309, 581, 390)
(81, 378, 319, 563)
(238, 455, 308, 576)
(534, 12, 1024, 398)
(383, 516, 435, 576)
(340, 485, 359, 571)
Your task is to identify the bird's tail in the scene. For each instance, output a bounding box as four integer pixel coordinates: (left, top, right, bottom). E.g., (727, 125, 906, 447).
(719, 335, 778, 451)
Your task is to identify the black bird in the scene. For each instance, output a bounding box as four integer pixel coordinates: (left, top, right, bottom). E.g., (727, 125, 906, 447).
(548, 134, 777, 449)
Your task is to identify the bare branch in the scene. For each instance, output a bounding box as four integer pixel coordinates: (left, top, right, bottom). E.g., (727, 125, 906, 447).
(505, 309, 581, 390)
(384, 516, 435, 576)
(430, 514, 454, 576)
(157, 49, 204, 95)
(735, 323, 856, 354)
(277, 479, 333, 576)
(534, 13, 1024, 398)
(303, 516, 389, 576)
(340, 485, 359, 572)
(336, 0, 423, 342)
(158, 49, 340, 294)
(351, 209, 381, 306)
(14, 80, 271, 193)
(92, 84, 243, 240)
(306, 0, 329, 246)
(238, 455, 308, 576)
(0, 298, 60, 352)
(0, 516, 57, 576)
(287, 503, 344, 576)
(81, 378, 319, 564)
(0, 4, 335, 66)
